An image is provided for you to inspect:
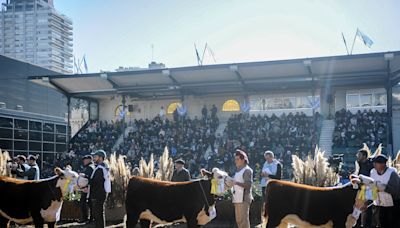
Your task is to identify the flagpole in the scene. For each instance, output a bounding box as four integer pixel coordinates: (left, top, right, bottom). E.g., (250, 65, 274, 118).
(342, 32, 349, 55)
(350, 28, 358, 55)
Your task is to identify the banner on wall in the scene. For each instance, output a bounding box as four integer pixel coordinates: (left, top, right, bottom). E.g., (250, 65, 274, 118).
(177, 104, 187, 116)
(240, 101, 250, 112)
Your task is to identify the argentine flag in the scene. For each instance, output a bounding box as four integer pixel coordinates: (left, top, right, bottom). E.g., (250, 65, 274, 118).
(356, 29, 373, 48)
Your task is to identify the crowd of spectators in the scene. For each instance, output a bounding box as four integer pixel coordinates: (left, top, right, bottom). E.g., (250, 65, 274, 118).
(333, 109, 387, 148)
(222, 112, 320, 178)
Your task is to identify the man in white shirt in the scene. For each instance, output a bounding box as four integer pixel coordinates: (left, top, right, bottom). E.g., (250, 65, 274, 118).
(232, 149, 253, 228)
(370, 154, 400, 228)
(260, 151, 282, 199)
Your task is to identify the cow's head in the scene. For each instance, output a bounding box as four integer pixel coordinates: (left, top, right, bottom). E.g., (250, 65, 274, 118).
(54, 166, 89, 196)
(201, 168, 232, 196)
(346, 174, 377, 228)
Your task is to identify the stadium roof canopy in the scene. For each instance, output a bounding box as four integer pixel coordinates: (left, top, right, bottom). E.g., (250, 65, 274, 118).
(29, 51, 400, 100)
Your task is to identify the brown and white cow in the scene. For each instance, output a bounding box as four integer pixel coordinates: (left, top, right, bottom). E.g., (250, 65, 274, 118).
(262, 175, 374, 228)
(0, 167, 88, 228)
(125, 168, 230, 228)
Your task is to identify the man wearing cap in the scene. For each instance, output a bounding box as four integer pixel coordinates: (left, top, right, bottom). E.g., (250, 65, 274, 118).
(79, 155, 95, 223)
(17, 155, 40, 180)
(89, 150, 111, 228)
(370, 154, 400, 228)
(171, 159, 191, 182)
(260, 151, 282, 198)
(232, 149, 253, 228)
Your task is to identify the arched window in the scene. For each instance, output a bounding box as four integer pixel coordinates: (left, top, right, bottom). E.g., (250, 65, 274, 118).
(114, 105, 131, 117)
(222, 99, 240, 112)
(167, 102, 181, 114)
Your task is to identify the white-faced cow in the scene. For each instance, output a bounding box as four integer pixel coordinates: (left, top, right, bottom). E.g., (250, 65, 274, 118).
(262, 175, 374, 228)
(125, 168, 231, 228)
(0, 167, 89, 228)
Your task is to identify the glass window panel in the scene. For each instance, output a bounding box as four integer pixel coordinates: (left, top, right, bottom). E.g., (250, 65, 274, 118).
(283, 97, 296, 109)
(56, 134, 66, 143)
(43, 133, 54, 142)
(14, 129, 28, 140)
(43, 143, 54, 152)
(0, 128, 12, 139)
(0, 140, 12, 150)
(267, 98, 283, 110)
(14, 119, 28, 129)
(360, 94, 372, 107)
(29, 121, 42, 131)
(347, 94, 359, 108)
(56, 125, 66, 134)
(29, 131, 42, 141)
(43, 123, 54, 132)
(56, 144, 66, 153)
(43, 153, 55, 165)
(29, 142, 42, 151)
(14, 141, 27, 151)
(0, 117, 13, 128)
(374, 93, 387, 106)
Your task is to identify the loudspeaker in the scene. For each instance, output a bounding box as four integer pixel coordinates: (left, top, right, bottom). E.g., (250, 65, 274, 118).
(128, 105, 134, 112)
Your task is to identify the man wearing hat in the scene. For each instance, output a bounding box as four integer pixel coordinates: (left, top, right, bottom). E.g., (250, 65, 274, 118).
(370, 154, 400, 228)
(89, 150, 111, 228)
(11, 155, 30, 180)
(171, 159, 190, 182)
(79, 155, 95, 223)
(232, 149, 253, 228)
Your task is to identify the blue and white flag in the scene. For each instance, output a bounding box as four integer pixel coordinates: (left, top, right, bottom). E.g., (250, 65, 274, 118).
(177, 105, 187, 116)
(240, 101, 250, 112)
(356, 29, 373, 48)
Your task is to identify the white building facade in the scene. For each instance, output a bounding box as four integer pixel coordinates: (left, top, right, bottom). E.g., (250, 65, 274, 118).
(0, 0, 72, 74)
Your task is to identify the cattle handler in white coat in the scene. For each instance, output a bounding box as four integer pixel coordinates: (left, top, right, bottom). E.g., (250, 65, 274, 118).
(232, 149, 253, 228)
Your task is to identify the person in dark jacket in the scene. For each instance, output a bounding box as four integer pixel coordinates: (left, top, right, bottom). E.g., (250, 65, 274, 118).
(355, 148, 374, 228)
(89, 150, 111, 228)
(16, 155, 40, 180)
(11, 155, 30, 180)
(79, 155, 95, 223)
(171, 159, 190, 182)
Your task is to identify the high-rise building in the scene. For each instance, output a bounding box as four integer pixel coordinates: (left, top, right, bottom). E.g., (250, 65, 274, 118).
(0, 0, 73, 74)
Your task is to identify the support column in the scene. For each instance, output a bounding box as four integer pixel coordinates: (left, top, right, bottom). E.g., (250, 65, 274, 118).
(67, 96, 71, 148)
(386, 84, 393, 156)
(122, 95, 126, 140)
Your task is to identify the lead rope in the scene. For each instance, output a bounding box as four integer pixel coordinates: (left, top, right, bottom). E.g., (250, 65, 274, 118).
(198, 180, 211, 208)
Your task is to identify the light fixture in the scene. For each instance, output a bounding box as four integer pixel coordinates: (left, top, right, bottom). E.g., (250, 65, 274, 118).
(229, 65, 238, 71)
(303, 60, 312, 67)
(384, 53, 394, 61)
(162, 69, 170, 76)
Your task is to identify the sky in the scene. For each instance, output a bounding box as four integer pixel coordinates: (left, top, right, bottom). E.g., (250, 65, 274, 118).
(34, 1, 400, 72)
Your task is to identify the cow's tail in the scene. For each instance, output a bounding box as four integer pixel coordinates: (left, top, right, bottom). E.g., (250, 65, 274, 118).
(123, 214, 127, 228)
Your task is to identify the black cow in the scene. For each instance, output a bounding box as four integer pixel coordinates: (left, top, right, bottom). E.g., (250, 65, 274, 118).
(125, 168, 230, 228)
(0, 167, 88, 228)
(263, 175, 374, 228)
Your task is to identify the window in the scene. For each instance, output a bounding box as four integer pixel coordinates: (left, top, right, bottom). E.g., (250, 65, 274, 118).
(374, 93, 387, 106)
(0, 140, 12, 150)
(29, 121, 42, 131)
(29, 142, 42, 151)
(167, 102, 181, 114)
(346, 94, 359, 108)
(14, 141, 27, 151)
(0, 128, 12, 139)
(222, 100, 240, 112)
(15, 119, 28, 129)
(360, 94, 372, 107)
(0, 117, 13, 128)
